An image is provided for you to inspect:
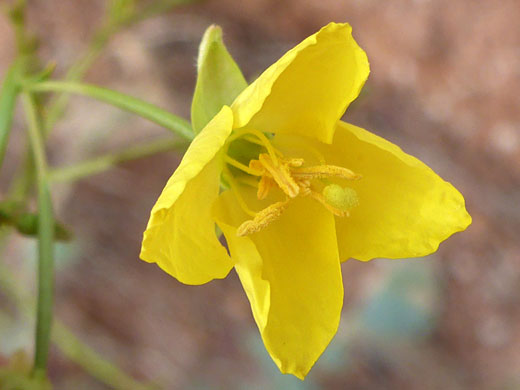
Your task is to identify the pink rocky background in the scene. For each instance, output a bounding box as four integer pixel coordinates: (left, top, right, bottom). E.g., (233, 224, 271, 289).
(1, 0, 519, 389)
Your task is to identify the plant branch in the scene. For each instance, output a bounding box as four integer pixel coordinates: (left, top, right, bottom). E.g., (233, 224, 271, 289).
(27, 80, 194, 140)
(21, 92, 55, 376)
(0, 61, 22, 169)
(49, 137, 187, 183)
(42, 0, 198, 137)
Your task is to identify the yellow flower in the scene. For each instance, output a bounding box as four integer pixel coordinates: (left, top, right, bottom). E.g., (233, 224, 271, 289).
(140, 23, 471, 379)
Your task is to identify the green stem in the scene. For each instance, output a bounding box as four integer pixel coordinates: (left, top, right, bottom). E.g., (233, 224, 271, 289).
(0, 61, 22, 169)
(0, 261, 156, 390)
(3, 0, 42, 205)
(21, 92, 55, 376)
(7, 148, 35, 201)
(26, 81, 194, 140)
(50, 137, 187, 183)
(9, 0, 30, 57)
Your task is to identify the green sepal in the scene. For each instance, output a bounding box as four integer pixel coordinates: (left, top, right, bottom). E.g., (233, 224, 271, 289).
(191, 25, 247, 134)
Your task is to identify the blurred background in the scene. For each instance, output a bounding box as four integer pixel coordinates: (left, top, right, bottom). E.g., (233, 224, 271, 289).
(1, 0, 519, 389)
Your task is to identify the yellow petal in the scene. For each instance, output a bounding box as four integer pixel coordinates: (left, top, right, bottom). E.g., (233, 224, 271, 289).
(214, 189, 343, 379)
(325, 121, 472, 261)
(140, 106, 234, 284)
(231, 22, 369, 144)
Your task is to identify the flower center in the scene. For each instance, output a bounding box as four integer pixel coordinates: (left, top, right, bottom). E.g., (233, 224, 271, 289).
(223, 129, 361, 236)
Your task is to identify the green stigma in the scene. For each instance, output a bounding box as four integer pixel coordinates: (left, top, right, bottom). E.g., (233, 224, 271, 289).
(323, 184, 359, 211)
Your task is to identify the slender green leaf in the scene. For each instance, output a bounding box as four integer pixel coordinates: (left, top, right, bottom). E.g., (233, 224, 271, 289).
(26, 81, 194, 141)
(191, 25, 247, 134)
(0, 61, 22, 169)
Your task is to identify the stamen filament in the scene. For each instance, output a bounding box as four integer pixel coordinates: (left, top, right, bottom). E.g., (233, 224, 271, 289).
(225, 155, 263, 176)
(242, 135, 283, 156)
(292, 165, 361, 180)
(237, 175, 260, 188)
(228, 128, 279, 165)
(259, 154, 300, 198)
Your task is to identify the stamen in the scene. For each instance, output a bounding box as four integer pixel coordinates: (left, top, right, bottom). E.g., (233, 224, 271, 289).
(249, 159, 266, 174)
(224, 130, 361, 227)
(257, 176, 275, 200)
(298, 179, 312, 196)
(242, 135, 283, 157)
(237, 200, 289, 236)
(259, 154, 300, 198)
(282, 157, 305, 167)
(292, 165, 361, 180)
(225, 155, 263, 176)
(228, 129, 279, 166)
(247, 129, 279, 166)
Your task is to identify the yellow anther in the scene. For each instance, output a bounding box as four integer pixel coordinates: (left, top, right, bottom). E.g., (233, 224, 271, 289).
(224, 130, 361, 226)
(282, 157, 305, 167)
(237, 200, 290, 236)
(258, 154, 300, 198)
(298, 179, 312, 196)
(249, 159, 266, 174)
(292, 165, 361, 180)
(257, 176, 275, 200)
(323, 184, 359, 212)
